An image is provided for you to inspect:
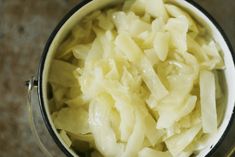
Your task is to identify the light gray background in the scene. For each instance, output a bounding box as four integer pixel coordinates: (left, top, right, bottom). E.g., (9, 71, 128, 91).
(0, 0, 234, 157)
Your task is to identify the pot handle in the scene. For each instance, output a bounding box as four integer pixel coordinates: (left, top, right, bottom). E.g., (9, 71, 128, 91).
(227, 145, 235, 157)
(26, 76, 53, 157)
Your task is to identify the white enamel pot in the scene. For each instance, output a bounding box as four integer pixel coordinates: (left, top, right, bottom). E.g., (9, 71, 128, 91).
(27, 0, 235, 157)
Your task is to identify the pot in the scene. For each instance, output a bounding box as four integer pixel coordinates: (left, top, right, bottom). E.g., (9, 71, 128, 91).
(26, 0, 235, 157)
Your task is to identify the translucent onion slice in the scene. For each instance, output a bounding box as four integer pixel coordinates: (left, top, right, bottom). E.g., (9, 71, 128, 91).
(115, 33, 143, 63)
(165, 16, 189, 53)
(153, 32, 170, 61)
(53, 107, 90, 135)
(139, 56, 169, 101)
(200, 70, 217, 133)
(49, 60, 77, 87)
(165, 124, 201, 156)
(121, 109, 145, 157)
(60, 130, 72, 147)
(138, 147, 172, 157)
(165, 4, 199, 36)
(89, 95, 124, 157)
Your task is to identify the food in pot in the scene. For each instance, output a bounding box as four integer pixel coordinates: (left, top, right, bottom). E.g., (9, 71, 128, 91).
(48, 0, 225, 156)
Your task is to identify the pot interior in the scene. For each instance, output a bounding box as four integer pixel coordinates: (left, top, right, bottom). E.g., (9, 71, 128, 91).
(39, 0, 235, 157)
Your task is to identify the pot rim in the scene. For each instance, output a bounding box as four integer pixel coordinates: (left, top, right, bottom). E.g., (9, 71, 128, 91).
(37, 0, 235, 157)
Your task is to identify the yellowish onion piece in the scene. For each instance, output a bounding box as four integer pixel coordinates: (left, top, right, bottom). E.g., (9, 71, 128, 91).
(139, 56, 169, 101)
(200, 70, 217, 133)
(165, 124, 201, 156)
(165, 16, 189, 53)
(89, 94, 124, 157)
(49, 60, 78, 87)
(153, 32, 170, 61)
(165, 4, 199, 36)
(53, 107, 90, 135)
(138, 147, 172, 157)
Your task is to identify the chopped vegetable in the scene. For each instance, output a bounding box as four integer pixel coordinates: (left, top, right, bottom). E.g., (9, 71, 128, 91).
(139, 56, 169, 101)
(200, 70, 217, 133)
(165, 16, 189, 53)
(138, 147, 172, 157)
(121, 108, 145, 157)
(115, 33, 143, 63)
(153, 32, 170, 61)
(165, 4, 199, 36)
(60, 130, 72, 147)
(89, 94, 124, 157)
(53, 107, 90, 135)
(113, 11, 151, 37)
(145, 113, 164, 146)
(49, 60, 77, 87)
(144, 0, 169, 21)
(144, 49, 160, 66)
(165, 124, 201, 156)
